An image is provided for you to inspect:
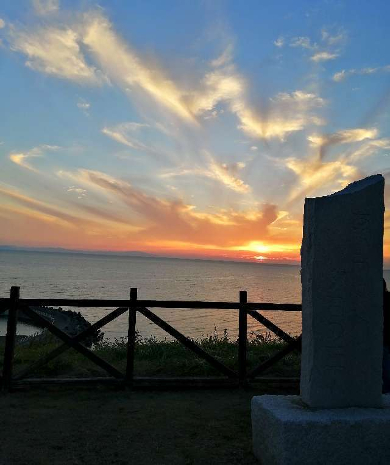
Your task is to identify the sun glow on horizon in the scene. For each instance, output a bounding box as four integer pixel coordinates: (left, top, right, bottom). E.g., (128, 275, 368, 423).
(233, 241, 301, 254)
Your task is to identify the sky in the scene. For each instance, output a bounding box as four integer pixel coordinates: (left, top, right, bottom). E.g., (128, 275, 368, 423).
(0, 0, 390, 264)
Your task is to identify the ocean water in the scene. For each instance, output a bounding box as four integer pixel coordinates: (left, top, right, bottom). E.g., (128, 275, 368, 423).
(2, 251, 389, 341)
(0, 250, 306, 341)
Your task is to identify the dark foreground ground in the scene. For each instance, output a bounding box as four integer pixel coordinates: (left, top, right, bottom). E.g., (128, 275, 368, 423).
(0, 385, 296, 465)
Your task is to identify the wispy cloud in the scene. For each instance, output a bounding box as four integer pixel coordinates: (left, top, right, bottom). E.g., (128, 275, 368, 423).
(311, 51, 339, 62)
(161, 153, 250, 194)
(290, 36, 314, 49)
(67, 186, 87, 198)
(187, 66, 244, 115)
(333, 70, 347, 82)
(77, 100, 90, 110)
(10, 25, 105, 84)
(286, 155, 359, 203)
(0, 182, 135, 240)
(82, 12, 196, 122)
(289, 29, 344, 62)
(0, 184, 82, 226)
(308, 128, 378, 159)
(272, 91, 325, 109)
(32, 0, 60, 15)
(210, 44, 234, 68)
(101, 122, 151, 152)
(77, 98, 90, 115)
(321, 28, 347, 46)
(206, 159, 249, 193)
(193, 69, 326, 139)
(9, 10, 327, 141)
(9, 145, 59, 171)
(273, 36, 284, 48)
(235, 90, 325, 140)
(333, 65, 390, 82)
(0, 18, 5, 29)
(285, 128, 384, 203)
(348, 138, 390, 163)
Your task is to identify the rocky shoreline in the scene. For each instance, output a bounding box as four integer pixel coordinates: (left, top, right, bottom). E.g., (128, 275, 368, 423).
(0, 306, 103, 347)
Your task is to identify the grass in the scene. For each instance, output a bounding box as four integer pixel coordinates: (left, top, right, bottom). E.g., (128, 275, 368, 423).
(0, 332, 300, 464)
(0, 330, 301, 379)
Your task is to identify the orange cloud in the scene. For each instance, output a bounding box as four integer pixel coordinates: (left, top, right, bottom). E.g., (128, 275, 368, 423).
(54, 169, 279, 249)
(0, 184, 138, 231)
(0, 173, 300, 261)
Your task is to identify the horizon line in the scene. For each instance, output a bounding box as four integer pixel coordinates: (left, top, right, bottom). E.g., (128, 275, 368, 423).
(0, 244, 301, 267)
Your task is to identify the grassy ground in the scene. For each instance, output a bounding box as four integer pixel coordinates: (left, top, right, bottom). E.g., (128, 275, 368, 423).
(1, 332, 301, 379)
(0, 385, 298, 465)
(0, 334, 300, 464)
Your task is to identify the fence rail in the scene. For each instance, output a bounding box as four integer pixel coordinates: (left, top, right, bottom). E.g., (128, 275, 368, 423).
(0, 298, 301, 310)
(0, 286, 302, 391)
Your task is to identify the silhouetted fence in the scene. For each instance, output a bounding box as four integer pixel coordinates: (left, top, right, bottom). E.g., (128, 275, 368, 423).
(0, 286, 302, 391)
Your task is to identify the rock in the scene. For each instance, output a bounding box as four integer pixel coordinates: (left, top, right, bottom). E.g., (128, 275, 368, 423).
(300, 174, 384, 408)
(252, 395, 390, 465)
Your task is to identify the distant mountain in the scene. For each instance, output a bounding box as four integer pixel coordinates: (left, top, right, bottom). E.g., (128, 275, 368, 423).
(0, 245, 156, 258)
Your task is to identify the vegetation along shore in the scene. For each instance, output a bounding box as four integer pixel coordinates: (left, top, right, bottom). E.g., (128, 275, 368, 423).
(0, 329, 300, 380)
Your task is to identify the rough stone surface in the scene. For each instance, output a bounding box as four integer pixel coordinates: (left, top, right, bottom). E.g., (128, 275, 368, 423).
(252, 395, 390, 465)
(300, 174, 385, 408)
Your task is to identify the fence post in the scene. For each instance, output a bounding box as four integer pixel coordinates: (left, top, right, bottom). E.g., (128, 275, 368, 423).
(126, 287, 137, 386)
(239, 290, 247, 386)
(2, 286, 20, 392)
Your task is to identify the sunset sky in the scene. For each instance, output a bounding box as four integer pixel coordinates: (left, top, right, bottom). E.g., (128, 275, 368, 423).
(1, 0, 390, 264)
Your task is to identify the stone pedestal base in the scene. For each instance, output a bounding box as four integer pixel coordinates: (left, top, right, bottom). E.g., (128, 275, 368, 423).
(252, 395, 390, 465)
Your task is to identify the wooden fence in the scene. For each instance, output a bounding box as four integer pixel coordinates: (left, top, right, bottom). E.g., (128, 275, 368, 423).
(0, 286, 302, 391)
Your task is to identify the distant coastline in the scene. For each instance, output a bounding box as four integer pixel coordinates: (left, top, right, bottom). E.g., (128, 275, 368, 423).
(0, 245, 155, 258)
(2, 245, 390, 269)
(0, 245, 301, 267)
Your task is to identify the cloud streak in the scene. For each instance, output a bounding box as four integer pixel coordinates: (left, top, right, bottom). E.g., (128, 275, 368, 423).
(102, 122, 151, 151)
(8, 10, 328, 142)
(286, 155, 359, 203)
(311, 51, 339, 62)
(285, 129, 386, 204)
(273, 36, 284, 48)
(290, 36, 314, 49)
(82, 12, 197, 122)
(32, 0, 60, 16)
(10, 25, 105, 84)
(161, 154, 250, 194)
(333, 65, 390, 82)
(308, 127, 378, 160)
(289, 30, 345, 63)
(9, 145, 59, 171)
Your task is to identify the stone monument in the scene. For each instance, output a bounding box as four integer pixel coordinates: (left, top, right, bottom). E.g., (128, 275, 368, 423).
(252, 175, 390, 464)
(301, 174, 384, 408)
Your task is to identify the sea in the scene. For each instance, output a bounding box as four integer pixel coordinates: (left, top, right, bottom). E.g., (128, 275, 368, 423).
(1, 250, 389, 342)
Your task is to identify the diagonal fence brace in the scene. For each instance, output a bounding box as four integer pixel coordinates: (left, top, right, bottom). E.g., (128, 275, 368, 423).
(21, 306, 124, 379)
(247, 335, 302, 379)
(14, 307, 129, 380)
(247, 310, 297, 346)
(138, 307, 238, 379)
